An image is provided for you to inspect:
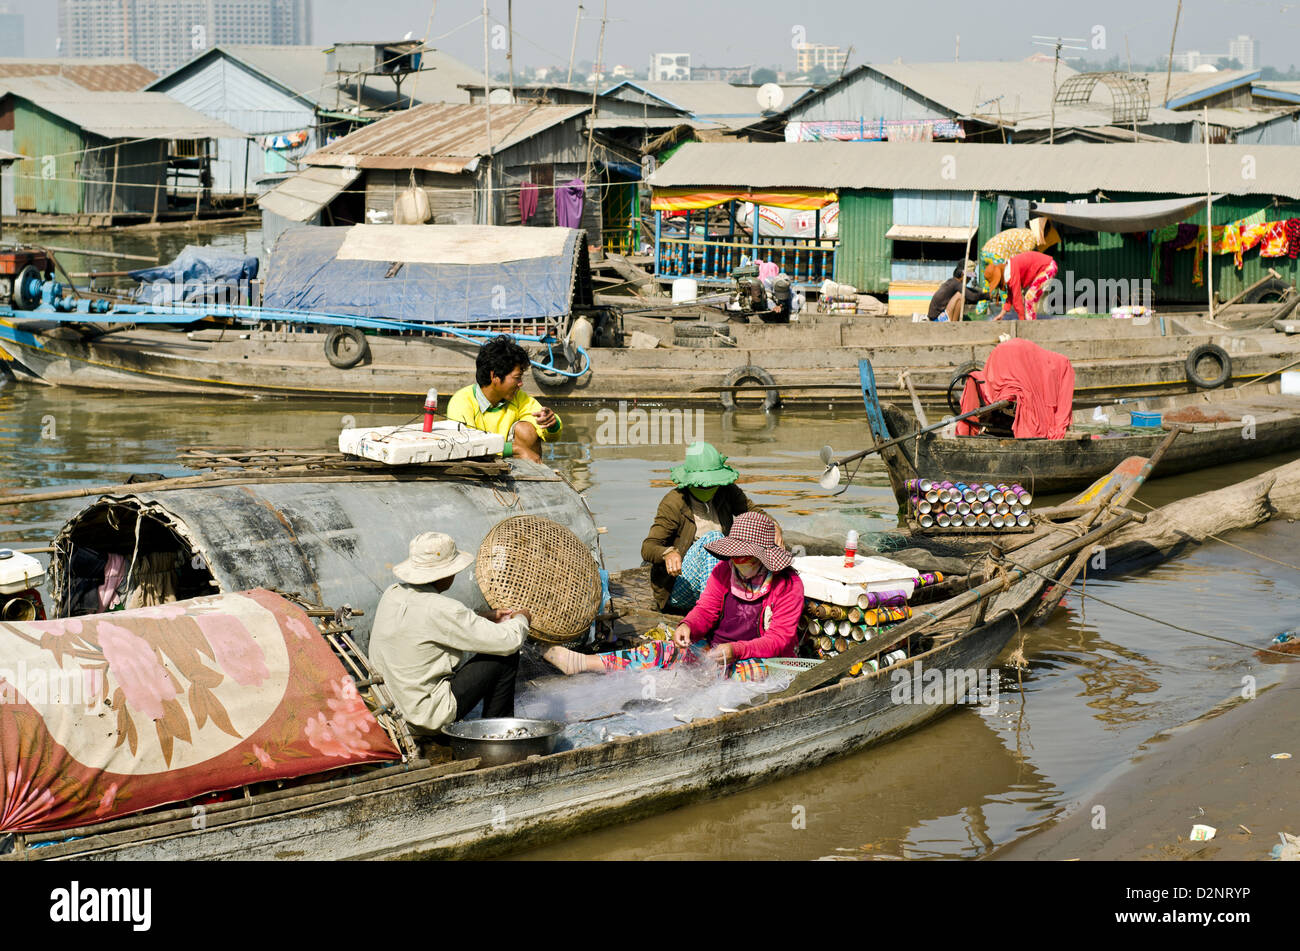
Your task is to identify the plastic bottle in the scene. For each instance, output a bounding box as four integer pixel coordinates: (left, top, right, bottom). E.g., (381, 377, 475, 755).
(422, 388, 438, 433)
(844, 529, 859, 568)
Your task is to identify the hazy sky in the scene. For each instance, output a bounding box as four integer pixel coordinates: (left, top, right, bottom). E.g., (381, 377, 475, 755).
(14, 0, 1300, 71)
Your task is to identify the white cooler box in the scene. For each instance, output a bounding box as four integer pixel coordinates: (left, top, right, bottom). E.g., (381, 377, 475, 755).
(793, 555, 919, 606)
(339, 421, 504, 465)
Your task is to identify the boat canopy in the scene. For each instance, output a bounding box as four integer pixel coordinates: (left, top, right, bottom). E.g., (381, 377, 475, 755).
(0, 589, 401, 834)
(262, 224, 593, 324)
(1031, 195, 1223, 233)
(129, 245, 261, 305)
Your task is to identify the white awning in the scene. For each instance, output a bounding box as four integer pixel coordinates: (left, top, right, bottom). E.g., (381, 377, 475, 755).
(1033, 195, 1223, 233)
(257, 166, 362, 222)
(885, 224, 977, 242)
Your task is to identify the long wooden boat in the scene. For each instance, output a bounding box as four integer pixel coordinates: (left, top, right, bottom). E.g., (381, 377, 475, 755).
(4, 306, 1299, 408)
(873, 381, 1300, 504)
(0, 469, 1139, 861)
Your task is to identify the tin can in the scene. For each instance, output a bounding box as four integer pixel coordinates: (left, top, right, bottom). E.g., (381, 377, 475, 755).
(1017, 491, 1033, 506)
(981, 501, 996, 515)
(996, 502, 1010, 515)
(918, 479, 934, 493)
(919, 514, 935, 528)
(962, 514, 978, 527)
(936, 513, 951, 527)
(847, 607, 862, 623)
(956, 501, 970, 516)
(882, 649, 907, 667)
(960, 490, 976, 504)
(975, 487, 990, 503)
(914, 499, 932, 514)
(834, 636, 849, 653)
(976, 512, 991, 528)
(821, 620, 837, 636)
(924, 489, 941, 504)
(941, 501, 958, 516)
(864, 605, 911, 626)
(1016, 513, 1032, 527)
(990, 514, 1005, 529)
(850, 626, 866, 642)
(1010, 503, 1024, 516)
(817, 635, 833, 652)
(915, 571, 943, 587)
(905, 479, 921, 493)
(864, 659, 880, 673)
(860, 589, 908, 609)
(838, 620, 853, 637)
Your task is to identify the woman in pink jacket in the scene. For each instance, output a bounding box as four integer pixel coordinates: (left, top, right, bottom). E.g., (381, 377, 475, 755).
(545, 512, 803, 678)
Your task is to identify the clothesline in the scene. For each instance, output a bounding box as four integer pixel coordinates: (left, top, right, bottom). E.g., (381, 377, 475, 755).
(1151, 212, 1300, 285)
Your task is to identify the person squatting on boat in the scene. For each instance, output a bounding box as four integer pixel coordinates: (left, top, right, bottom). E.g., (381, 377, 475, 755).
(368, 532, 533, 736)
(546, 512, 802, 680)
(927, 262, 989, 322)
(640, 441, 769, 613)
(444, 334, 562, 463)
(985, 250, 1059, 321)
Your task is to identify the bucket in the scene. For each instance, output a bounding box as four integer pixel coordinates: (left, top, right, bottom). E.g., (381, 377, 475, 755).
(671, 278, 698, 303)
(1131, 411, 1162, 428)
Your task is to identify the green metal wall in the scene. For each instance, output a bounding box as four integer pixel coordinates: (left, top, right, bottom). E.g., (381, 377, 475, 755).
(835, 189, 892, 292)
(11, 100, 85, 215)
(1051, 193, 1300, 303)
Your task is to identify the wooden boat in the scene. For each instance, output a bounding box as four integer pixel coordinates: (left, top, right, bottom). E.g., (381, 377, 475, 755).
(0, 463, 1143, 861)
(871, 376, 1300, 504)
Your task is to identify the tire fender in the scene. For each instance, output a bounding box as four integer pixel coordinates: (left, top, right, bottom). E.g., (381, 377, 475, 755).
(720, 364, 781, 412)
(324, 327, 369, 369)
(1185, 343, 1231, 389)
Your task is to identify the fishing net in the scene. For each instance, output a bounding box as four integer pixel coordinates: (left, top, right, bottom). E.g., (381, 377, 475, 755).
(476, 515, 602, 644)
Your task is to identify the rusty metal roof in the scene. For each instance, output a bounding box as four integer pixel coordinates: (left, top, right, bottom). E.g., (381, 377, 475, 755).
(0, 58, 156, 92)
(305, 102, 589, 173)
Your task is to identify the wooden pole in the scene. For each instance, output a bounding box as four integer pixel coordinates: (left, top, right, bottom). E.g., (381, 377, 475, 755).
(566, 2, 583, 84)
(107, 143, 120, 219)
(482, 0, 494, 225)
(507, 0, 514, 97)
(1204, 104, 1214, 319)
(151, 140, 164, 223)
(1164, 0, 1183, 106)
(242, 136, 251, 211)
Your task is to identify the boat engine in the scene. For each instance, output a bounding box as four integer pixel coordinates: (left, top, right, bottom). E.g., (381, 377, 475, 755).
(0, 248, 55, 311)
(730, 264, 793, 324)
(0, 549, 46, 621)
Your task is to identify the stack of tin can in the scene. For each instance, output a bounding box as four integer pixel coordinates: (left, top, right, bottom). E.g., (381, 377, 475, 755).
(905, 478, 1033, 532)
(798, 588, 914, 673)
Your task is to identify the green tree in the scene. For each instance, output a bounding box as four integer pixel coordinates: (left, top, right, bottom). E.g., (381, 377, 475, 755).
(752, 67, 778, 84)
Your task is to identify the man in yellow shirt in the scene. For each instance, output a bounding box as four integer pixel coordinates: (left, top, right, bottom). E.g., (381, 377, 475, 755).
(444, 334, 562, 462)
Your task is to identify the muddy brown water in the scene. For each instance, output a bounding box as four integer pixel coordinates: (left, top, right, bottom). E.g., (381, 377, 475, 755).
(1, 224, 1297, 860)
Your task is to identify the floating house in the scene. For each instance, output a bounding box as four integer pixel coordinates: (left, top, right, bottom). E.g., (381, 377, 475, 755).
(147, 45, 483, 199)
(0, 75, 246, 226)
(647, 141, 1300, 306)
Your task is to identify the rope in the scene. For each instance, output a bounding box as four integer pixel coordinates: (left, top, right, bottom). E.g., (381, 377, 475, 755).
(1130, 497, 1300, 573)
(1005, 558, 1299, 660)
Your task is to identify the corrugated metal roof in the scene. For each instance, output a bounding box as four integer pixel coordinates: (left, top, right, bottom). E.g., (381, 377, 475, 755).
(791, 61, 1196, 131)
(1252, 81, 1300, 103)
(1201, 107, 1295, 130)
(603, 80, 811, 129)
(304, 102, 589, 173)
(647, 141, 1300, 198)
(0, 58, 156, 92)
(0, 77, 247, 139)
(257, 165, 362, 221)
(1133, 69, 1258, 106)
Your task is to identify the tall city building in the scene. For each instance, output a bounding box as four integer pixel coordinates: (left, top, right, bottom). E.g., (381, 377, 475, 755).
(795, 43, 848, 74)
(1228, 34, 1258, 72)
(0, 6, 25, 58)
(649, 52, 691, 81)
(57, 0, 312, 75)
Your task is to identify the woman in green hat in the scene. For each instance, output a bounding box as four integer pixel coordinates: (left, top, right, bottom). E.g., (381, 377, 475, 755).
(641, 441, 767, 612)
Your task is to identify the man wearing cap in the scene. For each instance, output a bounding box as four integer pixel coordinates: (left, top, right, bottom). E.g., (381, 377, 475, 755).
(369, 531, 533, 737)
(641, 441, 765, 612)
(445, 335, 561, 464)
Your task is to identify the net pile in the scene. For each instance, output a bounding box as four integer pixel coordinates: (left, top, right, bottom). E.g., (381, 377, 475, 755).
(476, 515, 601, 644)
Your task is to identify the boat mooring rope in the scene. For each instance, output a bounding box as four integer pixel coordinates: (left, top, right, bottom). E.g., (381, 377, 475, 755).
(1129, 497, 1300, 573)
(1001, 558, 1298, 660)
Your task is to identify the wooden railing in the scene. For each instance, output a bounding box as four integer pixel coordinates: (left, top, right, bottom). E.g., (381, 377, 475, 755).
(656, 236, 836, 285)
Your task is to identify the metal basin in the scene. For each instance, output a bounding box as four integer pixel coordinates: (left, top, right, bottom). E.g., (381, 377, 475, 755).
(441, 717, 565, 767)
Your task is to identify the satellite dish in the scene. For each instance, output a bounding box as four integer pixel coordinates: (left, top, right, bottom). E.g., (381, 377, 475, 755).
(756, 82, 784, 111)
(488, 88, 514, 104)
(1192, 63, 1218, 73)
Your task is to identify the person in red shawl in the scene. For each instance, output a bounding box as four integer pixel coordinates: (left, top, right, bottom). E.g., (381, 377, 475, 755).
(985, 250, 1058, 320)
(955, 338, 1076, 440)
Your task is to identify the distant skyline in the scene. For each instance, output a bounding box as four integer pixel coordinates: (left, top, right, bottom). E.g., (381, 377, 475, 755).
(11, 0, 1300, 76)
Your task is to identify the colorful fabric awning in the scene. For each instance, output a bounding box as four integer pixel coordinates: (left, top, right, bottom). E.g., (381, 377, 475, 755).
(0, 589, 401, 834)
(651, 187, 838, 212)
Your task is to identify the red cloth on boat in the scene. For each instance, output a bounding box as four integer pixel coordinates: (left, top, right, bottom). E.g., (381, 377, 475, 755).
(0, 589, 400, 834)
(955, 338, 1075, 439)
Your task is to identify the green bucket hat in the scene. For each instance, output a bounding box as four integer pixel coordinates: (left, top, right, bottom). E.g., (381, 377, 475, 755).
(670, 441, 739, 488)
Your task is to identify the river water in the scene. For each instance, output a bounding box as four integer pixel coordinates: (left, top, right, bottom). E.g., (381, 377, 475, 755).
(2, 225, 1297, 860)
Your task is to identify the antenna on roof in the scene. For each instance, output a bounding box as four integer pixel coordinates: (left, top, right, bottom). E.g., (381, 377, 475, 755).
(1032, 34, 1088, 144)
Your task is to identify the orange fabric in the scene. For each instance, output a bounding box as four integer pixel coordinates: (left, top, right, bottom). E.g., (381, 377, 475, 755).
(955, 339, 1075, 440)
(652, 188, 837, 212)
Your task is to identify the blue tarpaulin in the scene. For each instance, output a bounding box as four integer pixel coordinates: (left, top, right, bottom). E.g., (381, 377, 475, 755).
(129, 245, 260, 305)
(261, 224, 589, 324)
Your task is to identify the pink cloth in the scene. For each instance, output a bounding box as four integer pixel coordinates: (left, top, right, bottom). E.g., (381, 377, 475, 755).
(757, 260, 779, 282)
(682, 561, 803, 660)
(98, 552, 127, 612)
(519, 182, 539, 224)
(1003, 251, 1056, 319)
(956, 338, 1076, 440)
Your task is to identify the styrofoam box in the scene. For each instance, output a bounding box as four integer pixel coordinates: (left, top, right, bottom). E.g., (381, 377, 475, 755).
(793, 555, 920, 606)
(339, 421, 504, 465)
(1281, 371, 1300, 396)
(0, 549, 45, 594)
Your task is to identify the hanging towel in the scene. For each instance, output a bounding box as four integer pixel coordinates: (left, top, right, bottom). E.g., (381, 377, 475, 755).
(519, 181, 539, 224)
(1287, 219, 1300, 259)
(556, 178, 586, 228)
